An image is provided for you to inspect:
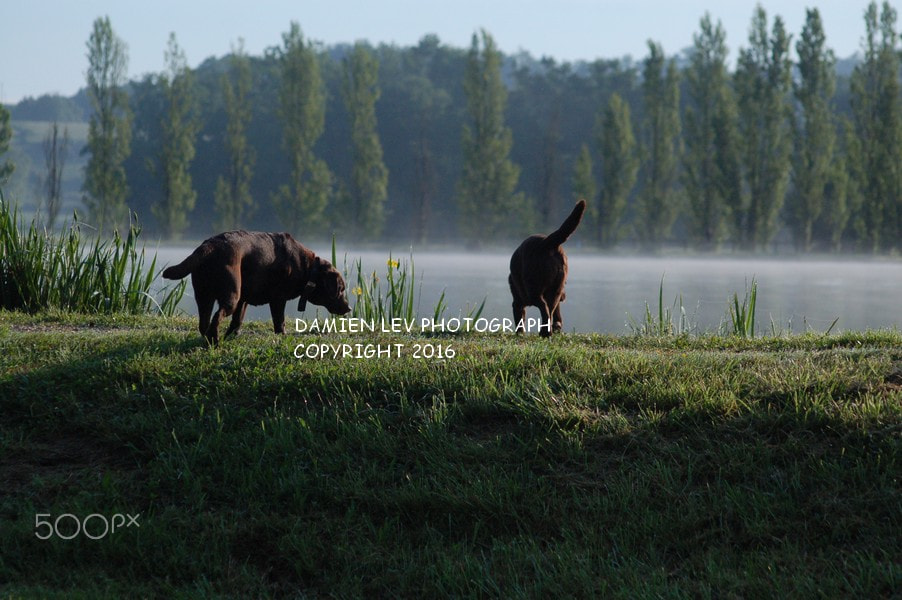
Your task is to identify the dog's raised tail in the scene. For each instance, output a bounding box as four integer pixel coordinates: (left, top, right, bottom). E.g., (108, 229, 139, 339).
(162, 245, 211, 280)
(544, 200, 586, 248)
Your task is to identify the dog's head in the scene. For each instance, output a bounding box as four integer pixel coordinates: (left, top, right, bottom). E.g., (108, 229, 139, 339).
(298, 258, 351, 315)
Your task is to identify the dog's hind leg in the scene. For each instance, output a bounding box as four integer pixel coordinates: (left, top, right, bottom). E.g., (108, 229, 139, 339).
(207, 304, 234, 345)
(269, 300, 287, 334)
(537, 298, 553, 337)
(509, 274, 527, 333)
(551, 302, 563, 333)
(207, 289, 239, 345)
(512, 299, 526, 333)
(205, 267, 241, 345)
(196, 293, 215, 341)
(224, 300, 248, 339)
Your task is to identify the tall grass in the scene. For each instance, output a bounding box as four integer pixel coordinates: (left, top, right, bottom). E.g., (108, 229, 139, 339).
(347, 254, 415, 322)
(331, 236, 484, 325)
(627, 275, 694, 336)
(724, 277, 757, 338)
(629, 275, 839, 339)
(0, 194, 186, 315)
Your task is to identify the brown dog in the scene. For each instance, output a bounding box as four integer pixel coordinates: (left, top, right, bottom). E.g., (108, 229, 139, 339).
(509, 200, 586, 337)
(162, 231, 351, 344)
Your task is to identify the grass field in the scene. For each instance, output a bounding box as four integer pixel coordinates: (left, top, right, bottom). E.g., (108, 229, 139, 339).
(0, 312, 900, 597)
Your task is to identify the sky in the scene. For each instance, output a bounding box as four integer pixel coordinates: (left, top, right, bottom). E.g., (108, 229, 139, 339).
(0, 0, 882, 105)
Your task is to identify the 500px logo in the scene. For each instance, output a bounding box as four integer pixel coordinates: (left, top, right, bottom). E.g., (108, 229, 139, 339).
(34, 513, 140, 540)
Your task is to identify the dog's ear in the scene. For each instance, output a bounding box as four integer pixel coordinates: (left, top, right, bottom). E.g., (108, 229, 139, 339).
(297, 280, 317, 312)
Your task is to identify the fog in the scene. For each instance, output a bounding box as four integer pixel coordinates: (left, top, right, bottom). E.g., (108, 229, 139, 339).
(155, 247, 902, 334)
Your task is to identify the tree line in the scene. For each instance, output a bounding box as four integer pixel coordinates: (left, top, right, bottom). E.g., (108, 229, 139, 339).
(4, 2, 902, 253)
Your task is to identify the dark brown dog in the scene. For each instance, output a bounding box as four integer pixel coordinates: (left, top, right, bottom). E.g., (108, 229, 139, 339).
(509, 200, 586, 337)
(162, 230, 350, 344)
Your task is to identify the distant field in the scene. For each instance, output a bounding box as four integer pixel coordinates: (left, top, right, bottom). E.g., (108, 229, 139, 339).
(6, 120, 89, 219)
(0, 312, 899, 597)
(12, 120, 89, 145)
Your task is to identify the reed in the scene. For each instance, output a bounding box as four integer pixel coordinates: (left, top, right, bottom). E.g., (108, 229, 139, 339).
(627, 275, 693, 336)
(0, 193, 185, 315)
(724, 277, 758, 338)
(332, 236, 484, 325)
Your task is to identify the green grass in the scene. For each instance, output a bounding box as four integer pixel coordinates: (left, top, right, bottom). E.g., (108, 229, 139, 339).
(0, 312, 899, 597)
(333, 236, 485, 324)
(726, 277, 758, 338)
(627, 275, 694, 336)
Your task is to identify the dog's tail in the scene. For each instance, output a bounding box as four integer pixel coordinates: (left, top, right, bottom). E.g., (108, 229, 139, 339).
(544, 200, 586, 248)
(161, 244, 212, 280)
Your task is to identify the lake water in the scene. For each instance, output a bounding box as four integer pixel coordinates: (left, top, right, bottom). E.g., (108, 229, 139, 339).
(155, 246, 902, 334)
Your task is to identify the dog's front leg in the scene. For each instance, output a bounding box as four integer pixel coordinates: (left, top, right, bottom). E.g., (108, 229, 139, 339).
(270, 300, 287, 334)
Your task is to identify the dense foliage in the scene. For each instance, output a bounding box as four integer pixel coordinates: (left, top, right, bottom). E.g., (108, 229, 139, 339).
(6, 4, 902, 252)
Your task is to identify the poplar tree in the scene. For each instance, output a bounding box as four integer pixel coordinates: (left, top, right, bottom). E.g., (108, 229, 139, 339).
(849, 1, 902, 252)
(342, 43, 388, 240)
(789, 8, 836, 252)
(0, 104, 14, 184)
(153, 33, 198, 239)
(572, 144, 596, 221)
(214, 41, 256, 231)
(636, 41, 681, 248)
(538, 114, 563, 229)
(597, 92, 638, 247)
(821, 139, 852, 252)
(457, 29, 523, 243)
(273, 22, 331, 235)
(42, 122, 69, 228)
(83, 16, 131, 231)
(683, 14, 741, 250)
(734, 6, 793, 250)
(403, 36, 451, 244)
(408, 77, 445, 245)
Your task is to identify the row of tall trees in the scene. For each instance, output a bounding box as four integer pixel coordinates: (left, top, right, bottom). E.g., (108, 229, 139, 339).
(578, 2, 902, 252)
(848, 2, 902, 252)
(67, 17, 388, 241)
(7, 3, 902, 252)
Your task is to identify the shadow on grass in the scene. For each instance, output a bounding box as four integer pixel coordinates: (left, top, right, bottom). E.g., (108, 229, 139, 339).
(0, 329, 899, 597)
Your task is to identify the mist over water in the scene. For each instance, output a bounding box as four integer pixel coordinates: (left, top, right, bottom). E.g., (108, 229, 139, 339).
(155, 246, 902, 334)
